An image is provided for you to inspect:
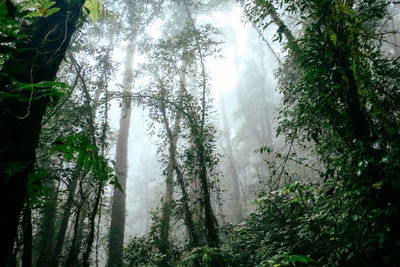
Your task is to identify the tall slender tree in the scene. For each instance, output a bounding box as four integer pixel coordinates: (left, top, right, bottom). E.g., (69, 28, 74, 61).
(108, 1, 162, 266)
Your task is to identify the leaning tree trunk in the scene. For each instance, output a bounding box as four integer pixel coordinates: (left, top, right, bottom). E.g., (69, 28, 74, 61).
(107, 35, 136, 267)
(0, 1, 85, 265)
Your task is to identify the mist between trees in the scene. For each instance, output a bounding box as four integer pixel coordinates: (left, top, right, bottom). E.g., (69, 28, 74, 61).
(1, 0, 400, 266)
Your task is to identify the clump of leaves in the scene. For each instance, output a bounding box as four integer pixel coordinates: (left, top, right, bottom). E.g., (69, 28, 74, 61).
(50, 134, 120, 189)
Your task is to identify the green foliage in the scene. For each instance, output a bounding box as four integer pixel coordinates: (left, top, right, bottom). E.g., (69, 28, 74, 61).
(50, 134, 119, 188)
(0, 2, 21, 35)
(26, 169, 50, 207)
(238, 0, 400, 265)
(264, 254, 316, 266)
(83, 0, 102, 24)
(123, 235, 163, 267)
(224, 182, 353, 266)
(20, 0, 60, 18)
(123, 234, 229, 267)
(179, 247, 229, 267)
(0, 80, 69, 108)
(226, 182, 316, 266)
(0, 0, 25, 69)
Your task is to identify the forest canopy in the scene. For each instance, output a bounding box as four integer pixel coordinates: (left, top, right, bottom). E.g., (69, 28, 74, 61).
(0, 0, 399, 266)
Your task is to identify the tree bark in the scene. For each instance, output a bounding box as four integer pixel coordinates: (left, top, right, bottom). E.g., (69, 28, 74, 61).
(107, 34, 136, 267)
(65, 208, 82, 267)
(263, 2, 298, 50)
(0, 1, 85, 265)
(65, 172, 87, 267)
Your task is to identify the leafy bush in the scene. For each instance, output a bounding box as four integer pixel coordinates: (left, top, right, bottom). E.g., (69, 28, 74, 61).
(225, 181, 394, 266)
(123, 235, 164, 267)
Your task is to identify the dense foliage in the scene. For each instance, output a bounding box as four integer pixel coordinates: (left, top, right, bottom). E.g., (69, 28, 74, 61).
(232, 0, 400, 265)
(2, 0, 400, 266)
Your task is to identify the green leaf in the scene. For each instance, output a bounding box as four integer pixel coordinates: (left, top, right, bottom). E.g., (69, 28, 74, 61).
(290, 254, 316, 264)
(84, 0, 102, 23)
(43, 7, 59, 17)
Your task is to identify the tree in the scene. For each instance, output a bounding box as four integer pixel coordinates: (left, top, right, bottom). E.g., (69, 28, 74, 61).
(19, 9, 119, 265)
(157, 66, 185, 261)
(0, 1, 86, 264)
(107, 1, 162, 266)
(181, 1, 221, 250)
(125, 2, 224, 265)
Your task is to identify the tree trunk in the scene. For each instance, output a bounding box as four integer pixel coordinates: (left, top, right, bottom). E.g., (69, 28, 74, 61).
(65, 211, 82, 267)
(65, 176, 87, 267)
(0, 1, 85, 265)
(197, 143, 220, 248)
(174, 165, 199, 248)
(170, 69, 199, 249)
(262, 2, 298, 50)
(158, 81, 183, 261)
(159, 134, 177, 254)
(258, 42, 273, 147)
(52, 171, 79, 266)
(219, 93, 243, 222)
(22, 207, 32, 267)
(183, 0, 220, 250)
(107, 35, 136, 267)
(35, 180, 58, 267)
(82, 183, 103, 267)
